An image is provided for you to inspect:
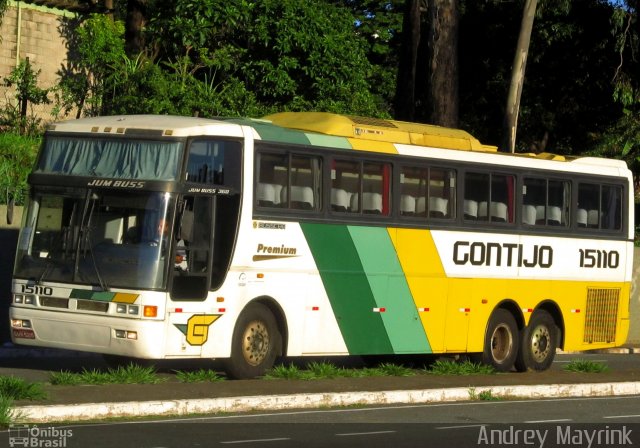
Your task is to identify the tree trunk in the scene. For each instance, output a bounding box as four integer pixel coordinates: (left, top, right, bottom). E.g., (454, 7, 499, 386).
(426, 0, 459, 128)
(125, 0, 148, 56)
(394, 0, 422, 121)
(502, 0, 537, 153)
(104, 0, 114, 20)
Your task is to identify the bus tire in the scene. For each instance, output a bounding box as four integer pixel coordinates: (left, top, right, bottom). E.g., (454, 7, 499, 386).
(223, 302, 282, 379)
(514, 310, 557, 372)
(481, 309, 519, 372)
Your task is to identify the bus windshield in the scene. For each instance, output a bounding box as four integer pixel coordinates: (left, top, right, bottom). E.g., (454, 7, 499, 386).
(14, 188, 176, 290)
(36, 136, 183, 180)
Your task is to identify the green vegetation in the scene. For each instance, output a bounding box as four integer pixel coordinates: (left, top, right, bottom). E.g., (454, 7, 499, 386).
(563, 359, 610, 373)
(468, 387, 501, 401)
(264, 358, 497, 380)
(426, 359, 497, 376)
(0, 395, 16, 428)
(0, 376, 47, 400)
(0, 132, 40, 206)
(0, 376, 47, 428)
(174, 369, 225, 383)
(49, 364, 164, 385)
(373, 362, 416, 377)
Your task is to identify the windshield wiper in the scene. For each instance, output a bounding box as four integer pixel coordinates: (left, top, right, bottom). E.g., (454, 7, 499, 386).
(76, 191, 108, 291)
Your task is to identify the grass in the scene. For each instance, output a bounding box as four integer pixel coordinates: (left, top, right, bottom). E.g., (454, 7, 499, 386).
(0, 376, 46, 428)
(264, 363, 307, 380)
(468, 387, 501, 401)
(371, 362, 416, 377)
(426, 359, 496, 376)
(264, 358, 498, 380)
(175, 369, 225, 383)
(563, 359, 609, 373)
(264, 361, 417, 380)
(49, 364, 165, 385)
(0, 376, 47, 400)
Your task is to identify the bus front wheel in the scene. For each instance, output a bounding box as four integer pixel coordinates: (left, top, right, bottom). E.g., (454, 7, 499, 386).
(481, 309, 519, 372)
(223, 302, 282, 379)
(515, 310, 558, 372)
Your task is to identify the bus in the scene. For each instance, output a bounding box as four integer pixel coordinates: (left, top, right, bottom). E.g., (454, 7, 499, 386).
(9, 112, 633, 379)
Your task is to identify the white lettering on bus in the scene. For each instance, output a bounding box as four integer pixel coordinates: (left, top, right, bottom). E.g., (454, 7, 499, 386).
(453, 241, 553, 268)
(87, 179, 144, 188)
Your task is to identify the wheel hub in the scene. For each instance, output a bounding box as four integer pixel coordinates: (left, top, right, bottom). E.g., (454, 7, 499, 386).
(242, 320, 270, 366)
(490, 323, 513, 363)
(530, 324, 551, 363)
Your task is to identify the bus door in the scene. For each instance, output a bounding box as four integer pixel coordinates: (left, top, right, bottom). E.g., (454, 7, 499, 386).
(165, 192, 240, 356)
(165, 195, 214, 356)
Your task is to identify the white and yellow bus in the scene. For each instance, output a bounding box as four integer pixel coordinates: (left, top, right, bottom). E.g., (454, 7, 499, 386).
(9, 113, 633, 378)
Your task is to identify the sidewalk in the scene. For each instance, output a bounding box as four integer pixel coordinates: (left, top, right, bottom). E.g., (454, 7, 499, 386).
(2, 346, 640, 423)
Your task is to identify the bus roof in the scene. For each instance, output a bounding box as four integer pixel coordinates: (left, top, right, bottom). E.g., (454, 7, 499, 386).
(262, 112, 629, 171)
(45, 113, 629, 172)
(263, 112, 496, 152)
(46, 114, 244, 138)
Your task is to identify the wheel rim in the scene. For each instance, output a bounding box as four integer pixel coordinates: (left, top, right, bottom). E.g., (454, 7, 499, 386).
(241, 319, 270, 366)
(490, 323, 513, 363)
(530, 324, 551, 363)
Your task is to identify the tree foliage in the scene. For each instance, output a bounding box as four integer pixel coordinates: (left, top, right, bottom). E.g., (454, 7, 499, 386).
(57, 0, 386, 118)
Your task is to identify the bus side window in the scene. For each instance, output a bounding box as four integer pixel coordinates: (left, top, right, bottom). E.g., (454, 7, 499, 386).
(523, 177, 569, 227)
(601, 185, 622, 230)
(281, 155, 321, 211)
(332, 160, 360, 213)
(464, 172, 513, 223)
(256, 153, 286, 208)
(578, 183, 622, 231)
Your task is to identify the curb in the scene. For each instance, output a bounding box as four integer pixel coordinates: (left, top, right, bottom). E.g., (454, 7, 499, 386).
(15, 381, 640, 423)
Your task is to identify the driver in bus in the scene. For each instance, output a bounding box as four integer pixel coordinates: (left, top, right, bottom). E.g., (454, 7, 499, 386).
(155, 218, 188, 271)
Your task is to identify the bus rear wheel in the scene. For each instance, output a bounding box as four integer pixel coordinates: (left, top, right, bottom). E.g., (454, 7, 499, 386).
(481, 309, 519, 372)
(515, 310, 558, 372)
(223, 302, 282, 379)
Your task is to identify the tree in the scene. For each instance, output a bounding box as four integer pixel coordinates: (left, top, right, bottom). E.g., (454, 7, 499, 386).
(394, 0, 422, 121)
(125, 0, 147, 56)
(425, 0, 459, 127)
(502, 0, 537, 153)
(145, 0, 384, 116)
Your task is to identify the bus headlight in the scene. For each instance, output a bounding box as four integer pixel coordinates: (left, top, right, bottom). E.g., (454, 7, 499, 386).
(11, 319, 31, 328)
(13, 295, 36, 305)
(116, 304, 140, 316)
(115, 329, 138, 340)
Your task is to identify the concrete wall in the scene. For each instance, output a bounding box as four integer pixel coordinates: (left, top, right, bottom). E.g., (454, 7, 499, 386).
(1, 208, 639, 346)
(0, 1, 75, 121)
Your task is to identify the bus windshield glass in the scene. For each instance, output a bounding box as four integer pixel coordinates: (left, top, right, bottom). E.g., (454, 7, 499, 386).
(14, 188, 176, 290)
(35, 136, 184, 180)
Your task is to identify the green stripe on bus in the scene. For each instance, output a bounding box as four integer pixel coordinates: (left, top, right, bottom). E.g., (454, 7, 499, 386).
(70, 289, 94, 300)
(300, 223, 393, 355)
(304, 133, 352, 150)
(70, 290, 115, 301)
(347, 226, 431, 353)
(230, 119, 312, 145)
